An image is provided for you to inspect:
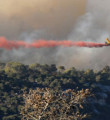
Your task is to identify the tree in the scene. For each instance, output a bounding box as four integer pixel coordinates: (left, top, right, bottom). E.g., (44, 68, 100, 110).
(4, 62, 28, 78)
(58, 66, 65, 73)
(21, 88, 93, 120)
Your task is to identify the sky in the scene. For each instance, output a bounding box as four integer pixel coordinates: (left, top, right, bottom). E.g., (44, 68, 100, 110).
(0, 0, 110, 70)
(0, 0, 86, 39)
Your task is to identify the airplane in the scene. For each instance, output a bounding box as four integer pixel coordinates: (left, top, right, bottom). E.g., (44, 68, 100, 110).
(105, 38, 110, 45)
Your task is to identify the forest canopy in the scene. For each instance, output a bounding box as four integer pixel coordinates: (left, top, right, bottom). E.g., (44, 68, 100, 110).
(0, 62, 110, 120)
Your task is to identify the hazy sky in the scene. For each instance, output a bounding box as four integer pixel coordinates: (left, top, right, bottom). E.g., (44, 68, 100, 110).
(0, 0, 86, 39)
(0, 0, 110, 70)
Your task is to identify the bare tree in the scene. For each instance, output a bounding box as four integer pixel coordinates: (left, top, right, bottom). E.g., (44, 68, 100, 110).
(21, 88, 93, 120)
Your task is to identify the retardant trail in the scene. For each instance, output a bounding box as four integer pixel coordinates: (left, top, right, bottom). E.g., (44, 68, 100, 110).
(0, 37, 107, 50)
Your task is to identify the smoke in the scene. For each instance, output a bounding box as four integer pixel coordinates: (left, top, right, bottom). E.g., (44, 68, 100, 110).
(0, 0, 86, 39)
(57, 0, 110, 70)
(0, 0, 87, 66)
(0, 0, 110, 70)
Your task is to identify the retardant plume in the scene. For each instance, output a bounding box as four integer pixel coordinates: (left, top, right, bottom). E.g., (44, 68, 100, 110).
(0, 37, 107, 50)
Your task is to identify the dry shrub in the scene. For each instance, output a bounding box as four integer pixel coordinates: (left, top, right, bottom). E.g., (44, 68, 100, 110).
(21, 88, 93, 120)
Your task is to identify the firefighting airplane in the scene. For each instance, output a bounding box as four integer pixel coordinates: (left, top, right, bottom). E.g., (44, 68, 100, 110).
(105, 38, 110, 46)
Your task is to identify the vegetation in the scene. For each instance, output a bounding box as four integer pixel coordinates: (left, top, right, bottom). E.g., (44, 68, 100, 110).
(0, 62, 110, 120)
(21, 88, 92, 120)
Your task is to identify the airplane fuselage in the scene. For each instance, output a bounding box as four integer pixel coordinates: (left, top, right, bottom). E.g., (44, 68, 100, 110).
(105, 38, 110, 46)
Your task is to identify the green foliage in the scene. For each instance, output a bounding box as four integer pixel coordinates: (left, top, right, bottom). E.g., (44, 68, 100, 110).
(4, 62, 28, 79)
(0, 62, 110, 120)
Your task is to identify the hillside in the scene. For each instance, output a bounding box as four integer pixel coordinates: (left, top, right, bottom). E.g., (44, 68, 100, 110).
(0, 62, 110, 120)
